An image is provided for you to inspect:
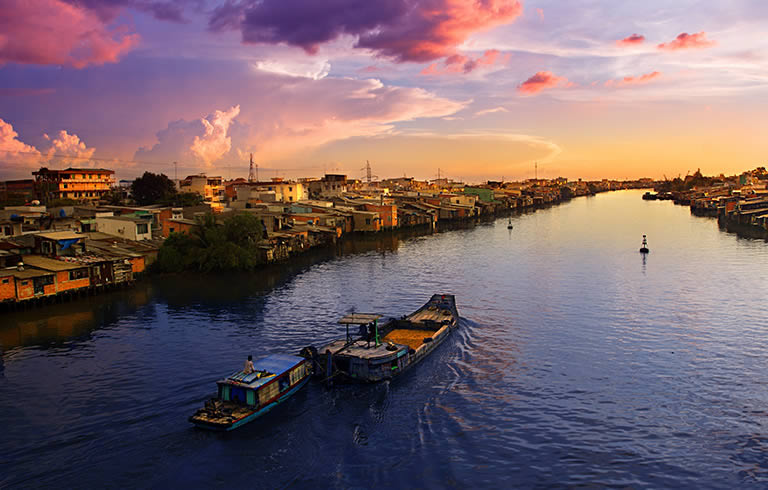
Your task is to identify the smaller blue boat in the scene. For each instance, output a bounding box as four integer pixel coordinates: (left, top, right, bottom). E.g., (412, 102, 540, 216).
(189, 354, 311, 431)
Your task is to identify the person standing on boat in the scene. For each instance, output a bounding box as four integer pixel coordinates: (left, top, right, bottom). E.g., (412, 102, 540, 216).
(244, 355, 255, 374)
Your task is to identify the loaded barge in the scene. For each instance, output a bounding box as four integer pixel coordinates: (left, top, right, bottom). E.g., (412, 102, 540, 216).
(302, 294, 459, 383)
(189, 354, 311, 431)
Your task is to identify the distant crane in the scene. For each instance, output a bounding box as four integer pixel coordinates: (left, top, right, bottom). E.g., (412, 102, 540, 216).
(361, 160, 378, 183)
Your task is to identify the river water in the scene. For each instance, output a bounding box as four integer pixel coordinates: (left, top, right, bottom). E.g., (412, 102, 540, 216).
(2, 190, 768, 488)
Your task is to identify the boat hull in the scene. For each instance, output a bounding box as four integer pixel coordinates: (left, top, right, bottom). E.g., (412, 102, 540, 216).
(190, 376, 310, 431)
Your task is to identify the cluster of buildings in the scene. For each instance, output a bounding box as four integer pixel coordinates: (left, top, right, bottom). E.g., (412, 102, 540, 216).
(1, 166, 654, 308)
(652, 167, 768, 237)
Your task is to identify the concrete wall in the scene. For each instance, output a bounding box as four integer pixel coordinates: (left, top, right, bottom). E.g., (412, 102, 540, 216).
(96, 217, 152, 241)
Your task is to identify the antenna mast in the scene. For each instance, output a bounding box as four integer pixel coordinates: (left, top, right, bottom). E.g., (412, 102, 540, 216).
(535, 161, 538, 181)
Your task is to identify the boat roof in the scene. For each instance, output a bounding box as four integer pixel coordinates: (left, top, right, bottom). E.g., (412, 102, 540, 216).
(338, 313, 382, 325)
(221, 353, 304, 388)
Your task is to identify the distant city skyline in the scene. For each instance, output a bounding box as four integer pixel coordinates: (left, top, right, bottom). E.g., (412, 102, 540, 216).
(1, 1, 767, 182)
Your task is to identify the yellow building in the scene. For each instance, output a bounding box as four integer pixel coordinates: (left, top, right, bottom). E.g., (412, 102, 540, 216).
(179, 174, 225, 208)
(33, 167, 115, 201)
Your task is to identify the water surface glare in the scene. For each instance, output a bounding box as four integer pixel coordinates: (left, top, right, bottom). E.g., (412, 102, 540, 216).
(2, 190, 768, 488)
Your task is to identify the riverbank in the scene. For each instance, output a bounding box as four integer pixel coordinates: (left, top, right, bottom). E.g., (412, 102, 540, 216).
(1, 186, 626, 312)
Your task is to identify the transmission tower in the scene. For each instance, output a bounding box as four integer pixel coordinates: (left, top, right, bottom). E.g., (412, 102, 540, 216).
(248, 153, 258, 182)
(361, 160, 377, 183)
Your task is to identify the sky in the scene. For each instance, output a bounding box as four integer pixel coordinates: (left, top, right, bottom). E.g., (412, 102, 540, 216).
(1, 0, 767, 183)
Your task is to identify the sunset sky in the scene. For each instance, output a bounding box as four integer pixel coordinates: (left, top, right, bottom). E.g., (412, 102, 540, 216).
(1, 0, 767, 182)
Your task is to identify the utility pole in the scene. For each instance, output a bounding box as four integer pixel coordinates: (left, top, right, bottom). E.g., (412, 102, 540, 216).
(173, 161, 178, 183)
(535, 161, 538, 181)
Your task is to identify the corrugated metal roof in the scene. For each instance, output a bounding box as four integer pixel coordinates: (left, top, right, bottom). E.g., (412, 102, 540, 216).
(36, 231, 84, 240)
(22, 255, 86, 271)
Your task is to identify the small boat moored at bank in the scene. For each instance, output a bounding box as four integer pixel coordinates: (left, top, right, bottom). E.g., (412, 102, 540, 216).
(302, 294, 459, 384)
(189, 354, 311, 431)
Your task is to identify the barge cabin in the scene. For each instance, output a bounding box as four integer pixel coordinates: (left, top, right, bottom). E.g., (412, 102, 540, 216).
(302, 294, 459, 384)
(189, 354, 311, 431)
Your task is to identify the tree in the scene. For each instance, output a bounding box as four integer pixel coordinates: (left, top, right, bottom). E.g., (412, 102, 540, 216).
(152, 211, 265, 273)
(131, 172, 176, 206)
(166, 192, 203, 207)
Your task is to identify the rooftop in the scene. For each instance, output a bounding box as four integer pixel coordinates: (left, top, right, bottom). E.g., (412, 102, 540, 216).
(36, 231, 84, 241)
(22, 255, 86, 271)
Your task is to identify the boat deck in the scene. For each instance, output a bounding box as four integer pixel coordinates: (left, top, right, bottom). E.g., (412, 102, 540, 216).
(407, 305, 454, 324)
(190, 400, 255, 428)
(319, 339, 401, 360)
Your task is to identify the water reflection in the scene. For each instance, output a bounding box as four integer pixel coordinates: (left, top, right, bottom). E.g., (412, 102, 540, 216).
(3, 190, 768, 488)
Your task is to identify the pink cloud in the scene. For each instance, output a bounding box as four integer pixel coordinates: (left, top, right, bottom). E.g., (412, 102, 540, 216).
(536, 8, 544, 20)
(616, 34, 645, 47)
(359, 65, 384, 73)
(604, 71, 662, 87)
(0, 118, 41, 168)
(0, 0, 139, 68)
(658, 32, 716, 51)
(43, 130, 96, 165)
(517, 71, 569, 94)
(190, 105, 241, 166)
(211, 0, 523, 63)
(421, 49, 509, 76)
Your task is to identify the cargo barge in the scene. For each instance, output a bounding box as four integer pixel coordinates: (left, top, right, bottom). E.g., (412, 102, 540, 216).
(301, 294, 459, 383)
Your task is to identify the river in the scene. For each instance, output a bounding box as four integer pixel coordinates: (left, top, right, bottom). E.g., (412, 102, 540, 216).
(2, 190, 768, 488)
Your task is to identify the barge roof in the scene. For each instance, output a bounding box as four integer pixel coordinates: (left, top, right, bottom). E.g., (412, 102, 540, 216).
(338, 313, 382, 324)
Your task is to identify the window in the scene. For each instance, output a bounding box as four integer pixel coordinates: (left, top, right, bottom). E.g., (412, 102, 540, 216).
(169, 227, 175, 233)
(41, 241, 53, 255)
(136, 223, 149, 234)
(365, 218, 371, 225)
(21, 280, 28, 286)
(289, 187, 293, 191)
(69, 269, 88, 280)
(2, 278, 9, 284)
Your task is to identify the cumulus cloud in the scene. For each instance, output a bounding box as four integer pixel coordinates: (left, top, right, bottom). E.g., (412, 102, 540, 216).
(421, 49, 508, 75)
(190, 105, 241, 166)
(658, 32, 716, 51)
(0, 118, 42, 169)
(135, 75, 465, 172)
(616, 34, 645, 47)
(0, 0, 140, 68)
(43, 130, 97, 165)
(605, 71, 662, 87)
(135, 106, 243, 167)
(209, 0, 523, 63)
(517, 71, 569, 94)
(0, 119, 97, 175)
